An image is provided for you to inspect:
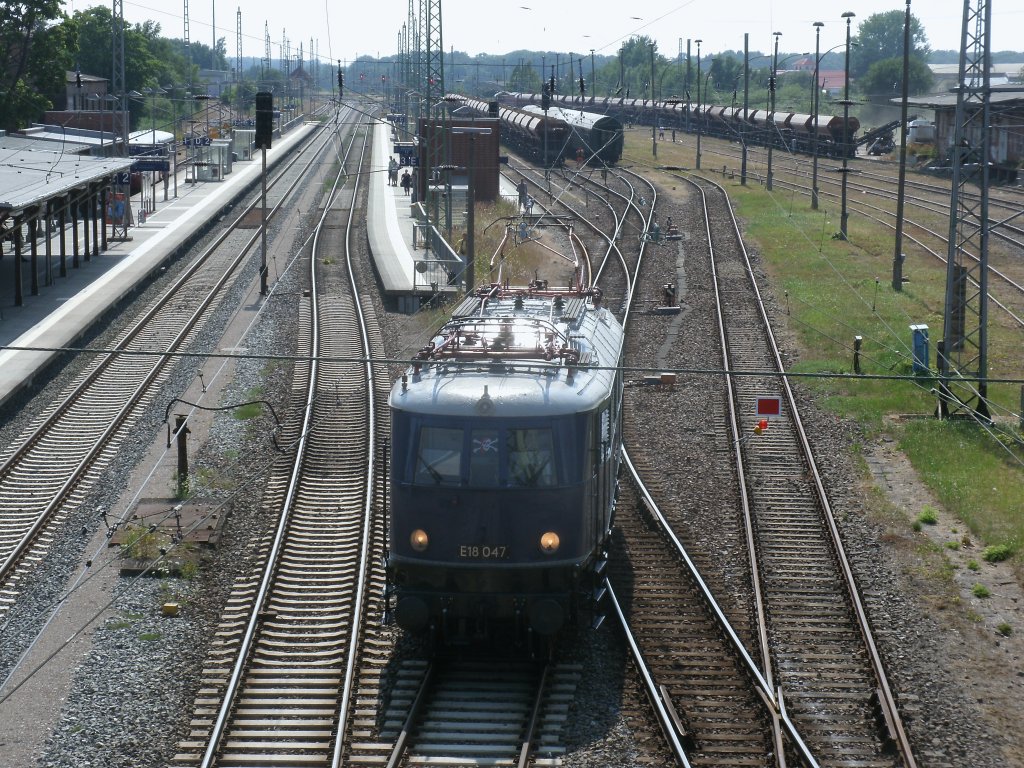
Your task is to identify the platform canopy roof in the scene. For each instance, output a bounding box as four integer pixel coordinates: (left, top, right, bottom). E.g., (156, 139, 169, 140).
(0, 133, 132, 216)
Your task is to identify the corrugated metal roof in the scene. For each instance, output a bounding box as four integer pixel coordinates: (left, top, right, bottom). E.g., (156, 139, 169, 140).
(0, 134, 132, 213)
(898, 89, 1024, 108)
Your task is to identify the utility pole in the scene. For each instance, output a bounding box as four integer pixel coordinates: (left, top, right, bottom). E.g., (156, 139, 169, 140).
(892, 0, 912, 291)
(811, 21, 824, 208)
(695, 39, 702, 170)
(741, 32, 749, 185)
(766, 31, 781, 191)
(650, 43, 657, 158)
(839, 11, 855, 239)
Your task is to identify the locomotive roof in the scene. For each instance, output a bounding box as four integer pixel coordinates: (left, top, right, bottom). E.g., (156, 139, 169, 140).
(521, 105, 622, 132)
(390, 286, 624, 418)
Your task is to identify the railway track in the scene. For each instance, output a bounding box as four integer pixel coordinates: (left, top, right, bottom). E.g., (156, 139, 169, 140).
(501, 156, 917, 765)
(0, 117, 343, 619)
(677, 169, 915, 766)
(169, 110, 390, 767)
(346, 658, 581, 767)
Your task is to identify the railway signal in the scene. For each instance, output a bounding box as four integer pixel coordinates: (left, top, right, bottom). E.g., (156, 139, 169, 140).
(751, 396, 781, 437)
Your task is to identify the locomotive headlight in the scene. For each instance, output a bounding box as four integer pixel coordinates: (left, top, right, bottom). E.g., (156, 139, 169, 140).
(410, 529, 430, 552)
(539, 531, 560, 555)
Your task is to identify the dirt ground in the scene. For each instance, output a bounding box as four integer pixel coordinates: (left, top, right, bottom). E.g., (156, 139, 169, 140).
(865, 435, 1024, 766)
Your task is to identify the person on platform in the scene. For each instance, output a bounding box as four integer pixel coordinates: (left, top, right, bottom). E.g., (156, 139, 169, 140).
(400, 170, 412, 195)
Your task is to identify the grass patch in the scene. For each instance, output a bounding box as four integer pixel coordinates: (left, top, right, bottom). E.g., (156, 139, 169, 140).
(900, 423, 1024, 550)
(138, 632, 162, 641)
(972, 583, 991, 598)
(196, 465, 236, 492)
(106, 620, 132, 630)
(997, 622, 1013, 636)
(944, 541, 960, 550)
(179, 558, 200, 580)
(232, 386, 266, 420)
(967, 560, 980, 571)
(120, 524, 170, 561)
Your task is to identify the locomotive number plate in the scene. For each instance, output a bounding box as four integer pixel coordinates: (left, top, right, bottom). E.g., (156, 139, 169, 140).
(458, 545, 509, 559)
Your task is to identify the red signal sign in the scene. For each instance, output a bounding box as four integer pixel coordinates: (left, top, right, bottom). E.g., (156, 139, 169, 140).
(756, 396, 781, 418)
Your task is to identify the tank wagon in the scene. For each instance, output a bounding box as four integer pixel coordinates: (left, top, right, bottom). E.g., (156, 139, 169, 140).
(386, 279, 624, 645)
(448, 95, 623, 166)
(503, 92, 860, 159)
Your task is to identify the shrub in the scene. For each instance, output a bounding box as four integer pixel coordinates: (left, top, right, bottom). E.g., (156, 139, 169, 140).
(967, 560, 980, 571)
(945, 541, 960, 550)
(972, 583, 991, 598)
(996, 623, 1012, 637)
(982, 544, 1013, 563)
(917, 507, 938, 525)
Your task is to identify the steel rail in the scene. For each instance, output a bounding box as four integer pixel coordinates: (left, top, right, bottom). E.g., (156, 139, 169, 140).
(0, 121, 334, 586)
(683, 173, 787, 766)
(701, 170, 920, 768)
(605, 579, 693, 767)
(330, 112, 379, 768)
(619, 449, 820, 768)
(197, 114, 370, 768)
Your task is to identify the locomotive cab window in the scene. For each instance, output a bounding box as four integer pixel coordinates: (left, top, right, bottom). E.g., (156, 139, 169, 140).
(405, 419, 571, 488)
(415, 426, 463, 485)
(507, 428, 555, 487)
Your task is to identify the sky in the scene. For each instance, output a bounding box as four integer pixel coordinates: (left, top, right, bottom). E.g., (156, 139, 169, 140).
(73, 0, 1022, 67)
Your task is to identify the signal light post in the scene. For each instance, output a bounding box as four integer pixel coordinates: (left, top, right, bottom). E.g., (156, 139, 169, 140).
(255, 91, 273, 295)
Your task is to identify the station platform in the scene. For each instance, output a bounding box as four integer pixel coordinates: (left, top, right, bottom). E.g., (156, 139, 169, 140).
(367, 120, 456, 313)
(366, 120, 530, 314)
(0, 122, 318, 410)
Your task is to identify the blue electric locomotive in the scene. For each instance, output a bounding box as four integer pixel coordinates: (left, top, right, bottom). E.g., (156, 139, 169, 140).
(386, 279, 624, 644)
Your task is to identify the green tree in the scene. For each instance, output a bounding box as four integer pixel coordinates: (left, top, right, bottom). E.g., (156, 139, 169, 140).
(851, 10, 930, 78)
(615, 36, 658, 98)
(708, 55, 743, 98)
(1, 0, 76, 130)
(508, 62, 540, 93)
(73, 8, 196, 129)
(858, 56, 934, 97)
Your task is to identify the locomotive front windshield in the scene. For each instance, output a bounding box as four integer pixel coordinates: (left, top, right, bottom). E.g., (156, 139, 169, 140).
(403, 418, 577, 488)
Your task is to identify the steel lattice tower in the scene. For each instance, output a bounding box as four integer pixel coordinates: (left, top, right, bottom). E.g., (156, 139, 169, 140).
(111, 0, 126, 154)
(111, 0, 130, 236)
(263, 23, 271, 83)
(235, 8, 242, 83)
(420, 0, 445, 252)
(938, 0, 992, 420)
(183, 0, 192, 89)
(409, 0, 419, 128)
